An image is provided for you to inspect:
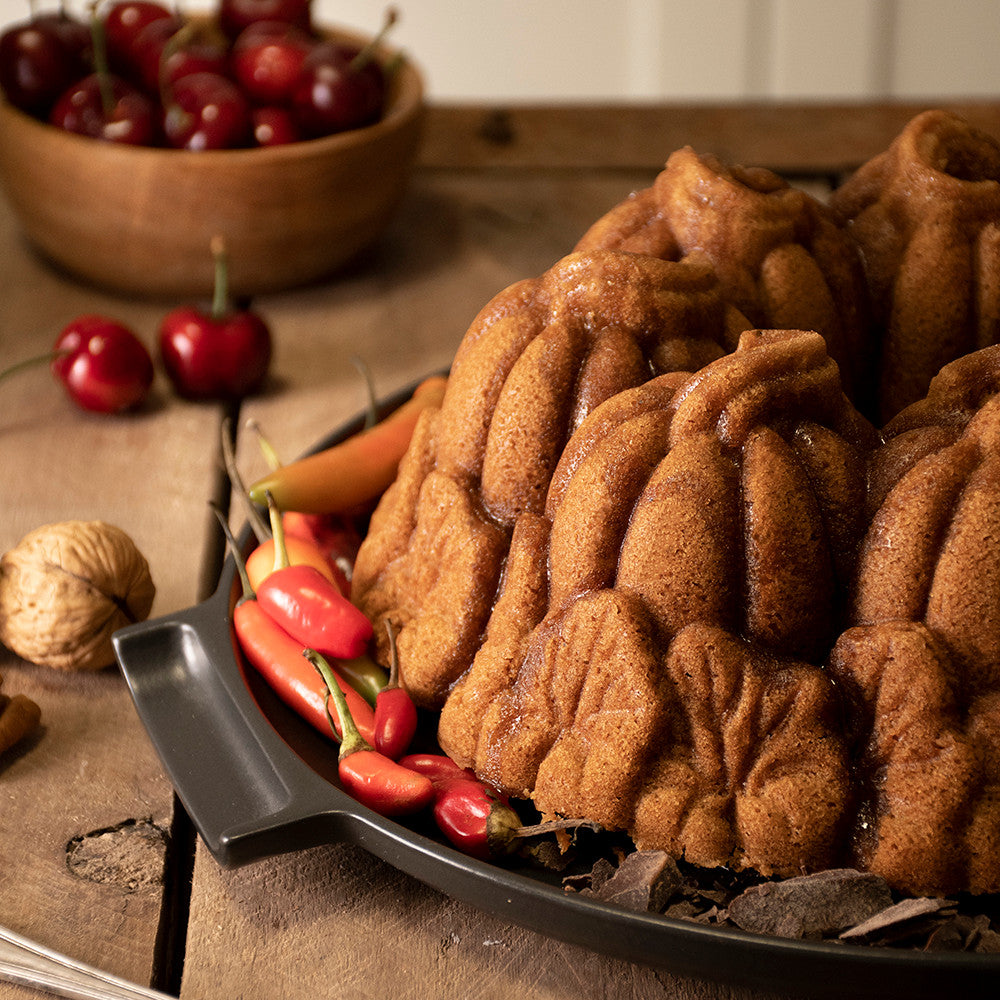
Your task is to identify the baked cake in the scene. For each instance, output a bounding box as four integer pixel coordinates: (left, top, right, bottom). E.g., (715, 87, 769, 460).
(576, 145, 872, 407)
(352, 248, 755, 706)
(350, 111, 1000, 896)
(828, 345, 1000, 896)
(354, 325, 877, 878)
(830, 109, 1000, 422)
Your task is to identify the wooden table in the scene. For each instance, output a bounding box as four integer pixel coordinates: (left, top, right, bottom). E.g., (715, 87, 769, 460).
(2, 101, 999, 1000)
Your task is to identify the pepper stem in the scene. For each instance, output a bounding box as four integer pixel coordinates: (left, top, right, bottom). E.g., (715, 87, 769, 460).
(384, 620, 400, 689)
(210, 503, 255, 604)
(210, 235, 230, 321)
(246, 418, 283, 471)
(220, 416, 271, 543)
(351, 355, 378, 429)
(0, 349, 70, 387)
(305, 648, 370, 756)
(265, 491, 291, 572)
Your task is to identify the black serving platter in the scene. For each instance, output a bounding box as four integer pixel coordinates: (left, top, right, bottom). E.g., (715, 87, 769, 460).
(113, 384, 1000, 1000)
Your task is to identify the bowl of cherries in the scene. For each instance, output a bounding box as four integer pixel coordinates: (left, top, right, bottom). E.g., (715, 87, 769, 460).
(0, 0, 425, 297)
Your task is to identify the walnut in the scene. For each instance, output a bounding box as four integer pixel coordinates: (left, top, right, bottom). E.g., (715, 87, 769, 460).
(0, 521, 155, 671)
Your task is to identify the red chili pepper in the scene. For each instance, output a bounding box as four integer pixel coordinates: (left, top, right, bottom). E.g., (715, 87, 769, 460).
(373, 621, 418, 760)
(213, 507, 376, 745)
(398, 753, 475, 784)
(255, 494, 374, 659)
(431, 776, 523, 861)
(306, 649, 434, 817)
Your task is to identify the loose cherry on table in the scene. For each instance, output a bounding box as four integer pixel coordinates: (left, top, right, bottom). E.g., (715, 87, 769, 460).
(162, 71, 252, 150)
(159, 237, 272, 400)
(0, 315, 155, 414)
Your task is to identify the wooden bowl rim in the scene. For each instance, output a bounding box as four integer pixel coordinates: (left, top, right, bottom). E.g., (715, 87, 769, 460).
(0, 20, 425, 167)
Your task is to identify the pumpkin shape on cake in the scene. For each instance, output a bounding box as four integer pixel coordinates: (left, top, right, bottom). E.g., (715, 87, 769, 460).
(576, 146, 873, 408)
(352, 248, 756, 706)
(354, 325, 877, 878)
(828, 344, 1000, 896)
(830, 109, 1000, 422)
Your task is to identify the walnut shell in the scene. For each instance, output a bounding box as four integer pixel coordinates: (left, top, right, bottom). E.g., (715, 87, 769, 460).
(0, 520, 155, 671)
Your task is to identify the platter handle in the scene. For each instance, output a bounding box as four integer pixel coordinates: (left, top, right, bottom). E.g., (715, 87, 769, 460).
(112, 590, 357, 867)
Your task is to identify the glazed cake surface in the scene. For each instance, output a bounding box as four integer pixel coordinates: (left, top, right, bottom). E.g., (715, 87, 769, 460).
(351, 112, 1000, 896)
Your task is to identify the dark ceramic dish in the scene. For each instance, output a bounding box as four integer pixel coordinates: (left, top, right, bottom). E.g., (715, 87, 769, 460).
(113, 384, 999, 1000)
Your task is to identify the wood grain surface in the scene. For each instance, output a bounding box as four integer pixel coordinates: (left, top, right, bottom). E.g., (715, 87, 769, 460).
(1, 101, 990, 1000)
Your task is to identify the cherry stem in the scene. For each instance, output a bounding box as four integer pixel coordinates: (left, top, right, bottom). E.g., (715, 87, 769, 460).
(210, 235, 230, 321)
(0, 349, 69, 387)
(87, 2, 114, 118)
(349, 5, 397, 72)
(305, 648, 370, 754)
(265, 490, 291, 572)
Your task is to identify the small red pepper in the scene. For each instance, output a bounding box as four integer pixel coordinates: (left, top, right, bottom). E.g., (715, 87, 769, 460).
(398, 752, 474, 784)
(373, 621, 418, 760)
(255, 494, 374, 659)
(214, 508, 376, 746)
(431, 776, 523, 861)
(306, 649, 434, 817)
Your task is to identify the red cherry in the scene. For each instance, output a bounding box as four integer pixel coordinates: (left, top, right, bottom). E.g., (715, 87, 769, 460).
(131, 16, 230, 94)
(163, 72, 252, 150)
(49, 73, 158, 145)
(102, 0, 172, 73)
(218, 0, 312, 40)
(251, 105, 301, 145)
(0, 21, 85, 115)
(159, 239, 272, 400)
(291, 40, 383, 137)
(32, 10, 93, 64)
(230, 20, 313, 105)
(50, 315, 154, 413)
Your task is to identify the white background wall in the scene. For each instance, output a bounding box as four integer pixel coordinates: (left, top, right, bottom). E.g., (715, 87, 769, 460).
(1, 0, 998, 103)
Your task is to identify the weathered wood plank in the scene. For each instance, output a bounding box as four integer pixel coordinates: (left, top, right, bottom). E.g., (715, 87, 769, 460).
(0, 196, 218, 994)
(418, 100, 1000, 174)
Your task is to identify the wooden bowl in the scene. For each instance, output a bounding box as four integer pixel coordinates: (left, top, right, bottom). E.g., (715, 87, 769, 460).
(0, 25, 424, 298)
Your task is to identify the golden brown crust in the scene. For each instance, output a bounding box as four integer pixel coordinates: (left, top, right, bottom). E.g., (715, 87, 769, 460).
(578, 148, 872, 405)
(830, 109, 1000, 421)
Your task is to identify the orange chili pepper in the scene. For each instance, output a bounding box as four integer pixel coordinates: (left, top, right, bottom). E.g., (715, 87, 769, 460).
(214, 508, 375, 745)
(246, 374, 447, 514)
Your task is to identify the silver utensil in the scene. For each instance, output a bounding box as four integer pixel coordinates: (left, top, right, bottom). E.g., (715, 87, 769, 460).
(0, 924, 174, 1000)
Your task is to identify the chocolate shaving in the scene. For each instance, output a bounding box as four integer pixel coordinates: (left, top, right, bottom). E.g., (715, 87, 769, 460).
(586, 850, 683, 913)
(724, 869, 894, 939)
(840, 896, 954, 943)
